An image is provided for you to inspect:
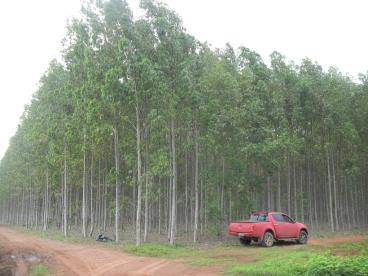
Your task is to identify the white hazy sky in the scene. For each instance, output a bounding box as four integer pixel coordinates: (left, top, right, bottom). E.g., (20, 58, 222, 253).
(1, 0, 367, 160)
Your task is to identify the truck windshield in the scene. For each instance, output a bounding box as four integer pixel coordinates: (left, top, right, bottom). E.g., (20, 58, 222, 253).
(250, 214, 268, 222)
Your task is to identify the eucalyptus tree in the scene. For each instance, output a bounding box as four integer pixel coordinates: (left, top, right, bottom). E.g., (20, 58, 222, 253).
(121, 17, 161, 245)
(1, 0, 368, 243)
(140, 0, 198, 244)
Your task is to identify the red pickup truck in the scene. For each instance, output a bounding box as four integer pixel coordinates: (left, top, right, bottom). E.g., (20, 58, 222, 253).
(228, 212, 308, 247)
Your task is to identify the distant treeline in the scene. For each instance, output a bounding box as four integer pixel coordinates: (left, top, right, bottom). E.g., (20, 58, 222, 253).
(0, 0, 367, 245)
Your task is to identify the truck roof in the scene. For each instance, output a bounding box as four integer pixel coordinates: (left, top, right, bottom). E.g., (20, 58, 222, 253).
(252, 211, 284, 215)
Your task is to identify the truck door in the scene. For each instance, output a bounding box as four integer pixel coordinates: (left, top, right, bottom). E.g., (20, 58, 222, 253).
(271, 214, 290, 238)
(282, 214, 298, 238)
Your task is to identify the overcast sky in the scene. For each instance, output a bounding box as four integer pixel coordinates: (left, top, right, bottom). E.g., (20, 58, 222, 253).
(1, 0, 367, 160)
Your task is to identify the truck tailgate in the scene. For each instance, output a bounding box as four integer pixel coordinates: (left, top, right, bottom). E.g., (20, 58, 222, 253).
(228, 221, 255, 236)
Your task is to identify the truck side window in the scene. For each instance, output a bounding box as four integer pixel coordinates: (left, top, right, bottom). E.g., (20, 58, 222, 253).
(282, 215, 293, 223)
(272, 214, 284, 222)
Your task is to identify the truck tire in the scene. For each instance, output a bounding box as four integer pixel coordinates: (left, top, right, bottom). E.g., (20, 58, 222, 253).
(239, 237, 251, 246)
(261, 231, 274, 247)
(297, 230, 308, 244)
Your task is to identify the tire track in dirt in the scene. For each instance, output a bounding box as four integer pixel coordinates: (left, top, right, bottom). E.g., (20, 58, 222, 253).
(0, 226, 222, 276)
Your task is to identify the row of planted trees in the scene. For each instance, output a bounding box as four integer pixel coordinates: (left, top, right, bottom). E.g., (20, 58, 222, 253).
(1, 0, 368, 245)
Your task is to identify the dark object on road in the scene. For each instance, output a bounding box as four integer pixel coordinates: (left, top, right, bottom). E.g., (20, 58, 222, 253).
(96, 233, 113, 242)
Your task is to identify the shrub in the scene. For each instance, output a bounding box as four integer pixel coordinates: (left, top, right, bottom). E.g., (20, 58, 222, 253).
(305, 254, 368, 276)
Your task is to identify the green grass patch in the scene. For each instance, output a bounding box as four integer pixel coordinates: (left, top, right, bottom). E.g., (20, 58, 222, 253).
(123, 243, 199, 258)
(332, 239, 368, 255)
(226, 249, 368, 276)
(306, 254, 368, 276)
(227, 249, 315, 276)
(30, 264, 50, 276)
(188, 258, 225, 266)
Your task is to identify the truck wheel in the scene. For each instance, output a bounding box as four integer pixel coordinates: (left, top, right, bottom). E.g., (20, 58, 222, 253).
(239, 237, 251, 246)
(297, 230, 308, 244)
(261, 231, 274, 247)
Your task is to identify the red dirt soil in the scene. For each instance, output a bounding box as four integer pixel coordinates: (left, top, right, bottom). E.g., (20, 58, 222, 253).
(308, 235, 366, 246)
(0, 226, 221, 276)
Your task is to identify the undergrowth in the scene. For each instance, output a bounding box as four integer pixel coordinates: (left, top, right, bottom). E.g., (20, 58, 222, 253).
(30, 264, 50, 276)
(227, 250, 368, 276)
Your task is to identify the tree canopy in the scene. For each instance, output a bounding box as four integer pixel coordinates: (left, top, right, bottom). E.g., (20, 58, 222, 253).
(0, 0, 367, 244)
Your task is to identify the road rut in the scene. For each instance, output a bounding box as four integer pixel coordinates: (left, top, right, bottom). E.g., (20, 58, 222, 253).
(0, 227, 221, 276)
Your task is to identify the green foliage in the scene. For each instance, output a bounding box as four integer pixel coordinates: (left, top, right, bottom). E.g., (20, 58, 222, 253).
(305, 254, 368, 276)
(124, 243, 196, 258)
(188, 258, 222, 266)
(30, 264, 50, 276)
(227, 250, 313, 276)
(333, 239, 368, 255)
(227, 251, 368, 276)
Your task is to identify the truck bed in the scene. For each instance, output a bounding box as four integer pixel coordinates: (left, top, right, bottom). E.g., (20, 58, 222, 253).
(228, 221, 258, 236)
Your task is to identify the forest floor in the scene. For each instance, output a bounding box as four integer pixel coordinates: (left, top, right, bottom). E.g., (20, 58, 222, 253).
(0, 226, 367, 275)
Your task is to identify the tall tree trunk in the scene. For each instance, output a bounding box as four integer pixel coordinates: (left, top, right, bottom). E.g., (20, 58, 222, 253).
(158, 178, 161, 235)
(185, 151, 189, 233)
(43, 167, 49, 231)
(113, 128, 120, 242)
(267, 176, 271, 211)
(169, 118, 177, 245)
(331, 153, 339, 231)
(344, 176, 351, 229)
(103, 172, 107, 232)
(135, 104, 143, 246)
(193, 128, 199, 243)
(300, 165, 304, 222)
(312, 168, 319, 230)
(144, 123, 149, 243)
(167, 176, 171, 239)
(221, 157, 225, 232)
(63, 147, 68, 237)
(307, 157, 313, 227)
(293, 160, 298, 220)
(326, 152, 335, 232)
(287, 153, 291, 215)
(97, 160, 101, 231)
(89, 155, 94, 236)
(277, 169, 281, 212)
(82, 134, 87, 238)
(144, 158, 149, 242)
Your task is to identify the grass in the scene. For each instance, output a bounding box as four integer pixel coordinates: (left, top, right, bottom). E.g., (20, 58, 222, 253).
(123, 237, 368, 275)
(311, 229, 367, 238)
(189, 258, 229, 266)
(29, 264, 50, 276)
(123, 243, 198, 258)
(332, 239, 368, 255)
(16, 227, 97, 244)
(227, 250, 314, 275)
(224, 239, 368, 276)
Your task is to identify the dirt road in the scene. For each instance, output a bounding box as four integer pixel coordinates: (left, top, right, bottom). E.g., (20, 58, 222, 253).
(0, 227, 221, 276)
